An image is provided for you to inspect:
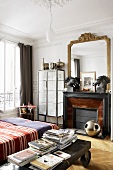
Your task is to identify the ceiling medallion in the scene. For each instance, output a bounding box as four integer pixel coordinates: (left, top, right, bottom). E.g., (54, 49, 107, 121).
(31, 0, 72, 8)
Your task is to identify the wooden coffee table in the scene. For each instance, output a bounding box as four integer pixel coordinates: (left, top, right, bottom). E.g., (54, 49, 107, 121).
(53, 139, 91, 170)
(1, 139, 91, 170)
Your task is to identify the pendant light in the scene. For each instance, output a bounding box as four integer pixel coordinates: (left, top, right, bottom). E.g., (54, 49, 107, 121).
(31, 0, 72, 42)
(46, 0, 55, 43)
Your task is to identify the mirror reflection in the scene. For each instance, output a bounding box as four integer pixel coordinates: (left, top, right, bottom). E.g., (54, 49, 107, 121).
(71, 40, 107, 78)
(68, 33, 111, 90)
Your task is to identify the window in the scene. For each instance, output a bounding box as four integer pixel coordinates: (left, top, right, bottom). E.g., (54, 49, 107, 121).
(0, 40, 20, 112)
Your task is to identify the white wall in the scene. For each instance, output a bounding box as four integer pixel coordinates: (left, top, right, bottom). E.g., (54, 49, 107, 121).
(80, 55, 107, 78)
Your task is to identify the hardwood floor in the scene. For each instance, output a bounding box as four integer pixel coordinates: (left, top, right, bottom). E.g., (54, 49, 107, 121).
(68, 135, 113, 170)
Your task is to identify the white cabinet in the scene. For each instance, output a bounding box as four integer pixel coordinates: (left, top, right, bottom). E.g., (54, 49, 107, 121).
(37, 70, 65, 125)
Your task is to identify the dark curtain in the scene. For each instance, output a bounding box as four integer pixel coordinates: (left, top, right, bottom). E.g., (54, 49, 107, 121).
(18, 43, 33, 105)
(74, 59, 80, 78)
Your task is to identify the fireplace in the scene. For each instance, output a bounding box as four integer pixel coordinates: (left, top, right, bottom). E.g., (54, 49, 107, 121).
(73, 107, 98, 130)
(63, 92, 111, 136)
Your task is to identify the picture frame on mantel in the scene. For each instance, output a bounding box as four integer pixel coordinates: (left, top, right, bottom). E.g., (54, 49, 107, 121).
(80, 71, 96, 92)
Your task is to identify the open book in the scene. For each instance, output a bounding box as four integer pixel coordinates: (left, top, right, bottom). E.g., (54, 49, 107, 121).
(54, 150, 71, 160)
(30, 153, 63, 170)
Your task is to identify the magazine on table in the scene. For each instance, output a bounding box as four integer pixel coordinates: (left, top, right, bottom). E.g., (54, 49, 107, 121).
(7, 149, 38, 166)
(45, 129, 70, 137)
(29, 146, 42, 155)
(39, 145, 58, 156)
(57, 141, 72, 150)
(28, 138, 56, 150)
(29, 144, 58, 156)
(43, 133, 77, 144)
(13, 148, 37, 161)
(54, 150, 71, 160)
(30, 153, 63, 170)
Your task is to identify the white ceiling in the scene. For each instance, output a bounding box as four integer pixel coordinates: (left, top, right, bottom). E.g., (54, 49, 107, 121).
(0, 0, 113, 40)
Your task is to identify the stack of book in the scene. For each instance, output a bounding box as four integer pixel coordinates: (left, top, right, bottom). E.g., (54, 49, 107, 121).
(8, 129, 76, 168)
(28, 138, 57, 156)
(7, 148, 38, 166)
(43, 129, 78, 150)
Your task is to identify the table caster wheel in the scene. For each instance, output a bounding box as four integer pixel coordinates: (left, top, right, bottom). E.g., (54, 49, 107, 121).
(80, 150, 91, 168)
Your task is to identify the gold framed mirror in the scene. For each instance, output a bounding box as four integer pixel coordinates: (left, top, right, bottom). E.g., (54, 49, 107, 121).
(68, 33, 111, 90)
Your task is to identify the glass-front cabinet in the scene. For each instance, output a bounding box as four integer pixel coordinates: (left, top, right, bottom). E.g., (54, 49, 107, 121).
(37, 70, 65, 125)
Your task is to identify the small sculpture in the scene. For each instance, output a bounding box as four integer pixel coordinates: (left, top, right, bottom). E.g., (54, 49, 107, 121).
(84, 120, 101, 137)
(93, 75, 110, 92)
(56, 59, 65, 69)
(65, 77, 80, 91)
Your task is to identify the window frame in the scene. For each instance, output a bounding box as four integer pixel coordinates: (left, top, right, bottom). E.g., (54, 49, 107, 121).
(0, 40, 20, 113)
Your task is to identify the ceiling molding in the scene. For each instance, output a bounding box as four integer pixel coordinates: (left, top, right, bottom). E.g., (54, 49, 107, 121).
(0, 32, 34, 45)
(0, 23, 33, 39)
(57, 17, 113, 33)
(32, 17, 113, 40)
(0, 17, 113, 42)
(33, 41, 62, 51)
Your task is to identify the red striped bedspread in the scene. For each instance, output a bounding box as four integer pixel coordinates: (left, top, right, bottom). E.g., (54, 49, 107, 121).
(0, 121, 38, 162)
(0, 120, 59, 162)
(0, 118, 59, 138)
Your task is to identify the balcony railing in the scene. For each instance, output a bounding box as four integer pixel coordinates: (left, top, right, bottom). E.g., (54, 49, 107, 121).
(0, 92, 20, 110)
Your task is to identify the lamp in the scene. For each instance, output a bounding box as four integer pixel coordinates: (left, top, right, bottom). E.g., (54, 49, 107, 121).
(31, 0, 72, 42)
(46, 28, 55, 43)
(46, 0, 55, 42)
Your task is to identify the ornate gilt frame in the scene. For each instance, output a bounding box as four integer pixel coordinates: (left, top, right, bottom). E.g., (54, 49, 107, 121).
(68, 33, 111, 90)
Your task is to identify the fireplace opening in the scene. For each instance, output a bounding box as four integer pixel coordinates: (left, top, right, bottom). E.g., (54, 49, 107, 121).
(72, 107, 98, 134)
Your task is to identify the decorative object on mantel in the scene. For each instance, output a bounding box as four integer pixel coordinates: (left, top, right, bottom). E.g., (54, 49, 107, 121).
(93, 75, 110, 93)
(42, 58, 65, 70)
(84, 120, 101, 137)
(43, 63, 49, 70)
(65, 76, 80, 92)
(49, 62, 56, 70)
(80, 71, 96, 92)
(41, 58, 49, 70)
(56, 59, 65, 70)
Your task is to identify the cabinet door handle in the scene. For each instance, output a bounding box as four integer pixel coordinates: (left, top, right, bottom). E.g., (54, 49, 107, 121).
(46, 80, 47, 89)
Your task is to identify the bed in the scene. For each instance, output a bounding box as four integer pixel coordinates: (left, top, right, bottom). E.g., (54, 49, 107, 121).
(0, 117, 59, 163)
